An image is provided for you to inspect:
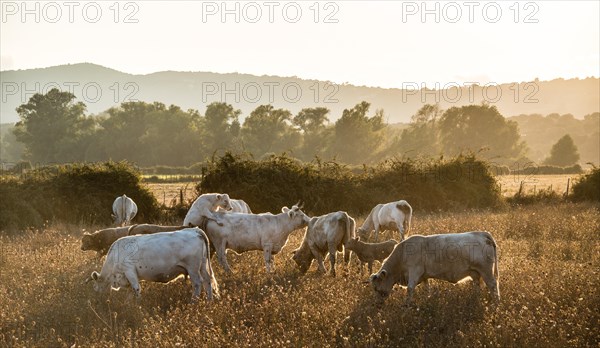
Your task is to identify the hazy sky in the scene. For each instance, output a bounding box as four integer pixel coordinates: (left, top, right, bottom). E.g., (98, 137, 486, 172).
(1, 1, 598, 88)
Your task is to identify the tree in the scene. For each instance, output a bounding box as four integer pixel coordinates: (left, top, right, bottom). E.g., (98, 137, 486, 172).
(544, 134, 580, 166)
(438, 103, 526, 163)
(388, 104, 442, 158)
(329, 101, 385, 164)
(292, 107, 330, 160)
(89, 101, 204, 166)
(13, 88, 93, 163)
(203, 102, 241, 155)
(241, 105, 300, 157)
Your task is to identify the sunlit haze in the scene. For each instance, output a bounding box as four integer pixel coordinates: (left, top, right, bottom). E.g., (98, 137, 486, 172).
(1, 1, 598, 88)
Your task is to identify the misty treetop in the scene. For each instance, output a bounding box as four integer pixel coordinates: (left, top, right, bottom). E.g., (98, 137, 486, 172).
(7, 88, 595, 167)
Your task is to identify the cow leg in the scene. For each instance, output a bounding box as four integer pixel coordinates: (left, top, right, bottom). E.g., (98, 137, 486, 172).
(469, 270, 482, 292)
(406, 269, 423, 303)
(263, 244, 273, 273)
(481, 271, 500, 301)
(309, 245, 326, 274)
(373, 224, 380, 242)
(327, 245, 337, 277)
(196, 255, 215, 301)
(124, 270, 141, 299)
(343, 248, 351, 267)
(187, 269, 202, 301)
(216, 242, 232, 274)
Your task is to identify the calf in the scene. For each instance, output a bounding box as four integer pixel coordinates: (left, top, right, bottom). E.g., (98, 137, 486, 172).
(345, 237, 397, 275)
(183, 193, 233, 227)
(358, 200, 412, 242)
(86, 227, 219, 301)
(292, 211, 355, 277)
(81, 226, 130, 256)
(369, 231, 499, 303)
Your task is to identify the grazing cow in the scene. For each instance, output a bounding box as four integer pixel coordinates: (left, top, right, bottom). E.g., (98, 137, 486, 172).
(81, 226, 130, 256)
(358, 200, 412, 242)
(127, 224, 189, 236)
(292, 211, 355, 277)
(345, 237, 398, 275)
(112, 194, 138, 226)
(369, 231, 500, 303)
(205, 204, 310, 273)
(183, 193, 233, 227)
(86, 227, 219, 301)
(217, 199, 252, 214)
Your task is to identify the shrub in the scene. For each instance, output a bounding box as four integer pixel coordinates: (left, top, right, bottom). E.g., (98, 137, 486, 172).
(507, 186, 563, 205)
(570, 166, 600, 202)
(198, 153, 502, 215)
(0, 161, 160, 231)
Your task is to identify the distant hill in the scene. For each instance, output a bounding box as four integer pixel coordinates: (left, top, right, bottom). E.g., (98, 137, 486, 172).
(1, 63, 598, 124)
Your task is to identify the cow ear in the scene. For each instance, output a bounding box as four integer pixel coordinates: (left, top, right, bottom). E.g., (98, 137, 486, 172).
(91, 271, 99, 281)
(282, 206, 289, 213)
(380, 270, 387, 279)
(217, 194, 222, 200)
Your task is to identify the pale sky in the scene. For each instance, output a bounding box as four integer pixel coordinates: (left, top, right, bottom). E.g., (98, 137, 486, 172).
(1, 0, 598, 88)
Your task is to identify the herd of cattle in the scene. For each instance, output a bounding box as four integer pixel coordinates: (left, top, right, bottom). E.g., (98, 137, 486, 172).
(82, 193, 500, 303)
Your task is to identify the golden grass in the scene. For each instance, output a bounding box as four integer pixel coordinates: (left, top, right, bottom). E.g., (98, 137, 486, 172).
(496, 174, 576, 197)
(147, 183, 197, 206)
(1, 203, 599, 347)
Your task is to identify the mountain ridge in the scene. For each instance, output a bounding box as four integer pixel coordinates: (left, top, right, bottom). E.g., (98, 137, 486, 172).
(1, 63, 598, 123)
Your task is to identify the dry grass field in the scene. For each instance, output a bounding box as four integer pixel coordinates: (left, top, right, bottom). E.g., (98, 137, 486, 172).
(147, 182, 198, 206)
(496, 174, 576, 197)
(1, 202, 598, 347)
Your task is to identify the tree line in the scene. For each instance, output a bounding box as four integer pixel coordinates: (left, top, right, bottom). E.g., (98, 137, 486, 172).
(4, 88, 584, 168)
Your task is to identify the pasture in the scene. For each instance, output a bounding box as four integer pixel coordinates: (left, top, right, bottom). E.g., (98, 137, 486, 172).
(1, 203, 598, 347)
(496, 174, 575, 197)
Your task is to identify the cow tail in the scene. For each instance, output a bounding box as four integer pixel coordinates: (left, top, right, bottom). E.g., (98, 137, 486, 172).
(493, 239, 499, 280)
(343, 213, 355, 265)
(121, 195, 127, 225)
(345, 213, 355, 243)
(198, 228, 220, 299)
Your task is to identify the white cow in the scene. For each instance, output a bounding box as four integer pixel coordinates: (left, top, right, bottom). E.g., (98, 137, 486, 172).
(369, 231, 500, 303)
(217, 199, 252, 214)
(183, 193, 233, 227)
(205, 204, 310, 273)
(86, 227, 219, 301)
(292, 211, 355, 277)
(358, 200, 412, 242)
(112, 194, 138, 226)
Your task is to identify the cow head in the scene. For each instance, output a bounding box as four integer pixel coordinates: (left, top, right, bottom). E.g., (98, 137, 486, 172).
(369, 269, 394, 299)
(345, 237, 360, 250)
(87, 271, 127, 292)
(357, 227, 370, 241)
(282, 203, 310, 226)
(81, 233, 100, 251)
(291, 247, 313, 274)
(87, 271, 109, 293)
(215, 193, 233, 211)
